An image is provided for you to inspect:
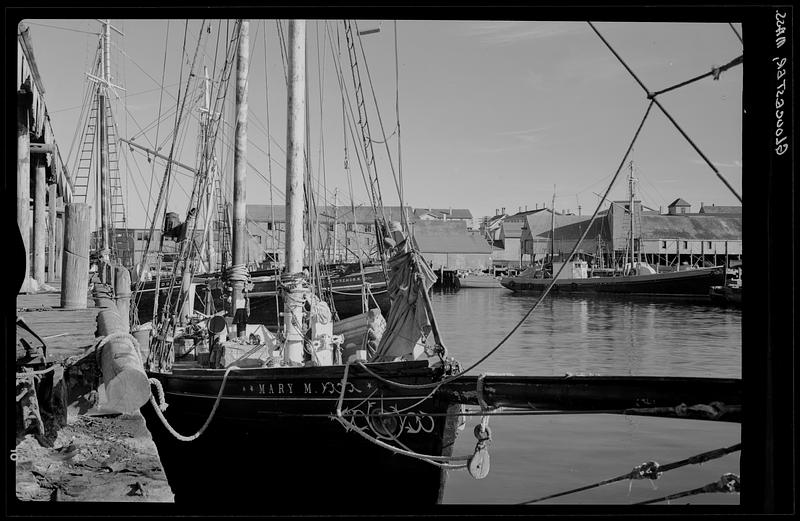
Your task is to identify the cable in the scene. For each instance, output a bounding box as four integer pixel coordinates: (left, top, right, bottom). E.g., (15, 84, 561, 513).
(587, 22, 742, 204)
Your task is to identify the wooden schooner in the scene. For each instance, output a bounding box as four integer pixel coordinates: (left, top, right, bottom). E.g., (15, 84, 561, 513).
(66, 18, 741, 510)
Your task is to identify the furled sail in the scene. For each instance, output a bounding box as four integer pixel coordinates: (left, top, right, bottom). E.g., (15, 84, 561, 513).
(371, 244, 438, 362)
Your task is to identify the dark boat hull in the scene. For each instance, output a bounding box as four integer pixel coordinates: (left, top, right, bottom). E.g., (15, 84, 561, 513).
(501, 267, 725, 299)
(709, 285, 742, 307)
(133, 268, 390, 326)
(246, 268, 390, 326)
(140, 361, 460, 511)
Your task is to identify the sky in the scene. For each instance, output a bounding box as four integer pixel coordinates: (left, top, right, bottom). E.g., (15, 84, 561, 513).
(22, 19, 743, 229)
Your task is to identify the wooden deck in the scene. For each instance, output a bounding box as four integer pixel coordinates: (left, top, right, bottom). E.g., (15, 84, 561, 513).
(16, 281, 104, 362)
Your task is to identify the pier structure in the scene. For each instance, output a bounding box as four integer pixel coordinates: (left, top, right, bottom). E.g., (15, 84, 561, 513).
(17, 23, 74, 294)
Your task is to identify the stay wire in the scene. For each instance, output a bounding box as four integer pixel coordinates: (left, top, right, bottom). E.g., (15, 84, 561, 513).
(587, 22, 742, 204)
(519, 442, 741, 504)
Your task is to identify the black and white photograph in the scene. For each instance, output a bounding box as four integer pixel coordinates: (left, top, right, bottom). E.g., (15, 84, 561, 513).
(5, 4, 794, 516)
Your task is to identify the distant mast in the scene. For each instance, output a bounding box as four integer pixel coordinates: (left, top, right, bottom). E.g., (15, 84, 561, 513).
(283, 20, 308, 364)
(550, 188, 556, 264)
(628, 161, 635, 271)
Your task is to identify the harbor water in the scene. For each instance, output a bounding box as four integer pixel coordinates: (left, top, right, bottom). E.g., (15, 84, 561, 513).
(433, 288, 741, 505)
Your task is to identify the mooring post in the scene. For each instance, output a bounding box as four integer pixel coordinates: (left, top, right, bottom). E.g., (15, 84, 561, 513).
(33, 157, 47, 284)
(48, 182, 57, 282)
(95, 308, 150, 414)
(114, 266, 132, 332)
(61, 203, 90, 309)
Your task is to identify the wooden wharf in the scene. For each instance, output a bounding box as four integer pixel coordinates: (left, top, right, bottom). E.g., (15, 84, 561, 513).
(15, 282, 174, 502)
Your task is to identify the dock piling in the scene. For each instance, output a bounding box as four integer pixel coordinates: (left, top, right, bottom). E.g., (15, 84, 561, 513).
(96, 309, 151, 414)
(61, 203, 90, 309)
(114, 266, 132, 330)
(33, 158, 47, 284)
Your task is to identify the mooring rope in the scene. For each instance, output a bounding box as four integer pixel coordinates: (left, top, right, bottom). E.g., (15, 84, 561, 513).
(148, 365, 235, 442)
(519, 443, 742, 504)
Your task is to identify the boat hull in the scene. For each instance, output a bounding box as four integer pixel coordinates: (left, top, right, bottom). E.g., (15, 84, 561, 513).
(709, 285, 742, 307)
(133, 269, 390, 326)
(140, 361, 461, 510)
(500, 267, 725, 299)
(457, 275, 504, 289)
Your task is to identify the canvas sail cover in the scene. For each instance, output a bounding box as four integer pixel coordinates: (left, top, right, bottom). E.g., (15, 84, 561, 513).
(371, 247, 438, 362)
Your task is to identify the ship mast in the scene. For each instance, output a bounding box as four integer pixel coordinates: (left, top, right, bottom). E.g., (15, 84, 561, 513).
(628, 161, 635, 271)
(550, 188, 556, 264)
(283, 19, 308, 364)
(231, 20, 250, 338)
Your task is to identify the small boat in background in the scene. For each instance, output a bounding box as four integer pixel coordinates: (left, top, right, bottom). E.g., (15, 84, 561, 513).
(710, 268, 742, 307)
(456, 270, 504, 289)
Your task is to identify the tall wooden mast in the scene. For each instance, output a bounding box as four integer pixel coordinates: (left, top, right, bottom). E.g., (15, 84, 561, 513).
(98, 20, 112, 275)
(231, 20, 249, 338)
(283, 20, 308, 364)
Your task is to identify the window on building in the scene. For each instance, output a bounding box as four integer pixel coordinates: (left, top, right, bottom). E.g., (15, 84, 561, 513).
(137, 232, 144, 241)
(364, 224, 373, 233)
(706, 241, 712, 249)
(661, 240, 667, 249)
(682, 241, 688, 249)
(328, 223, 335, 231)
(346, 223, 354, 232)
(267, 222, 273, 230)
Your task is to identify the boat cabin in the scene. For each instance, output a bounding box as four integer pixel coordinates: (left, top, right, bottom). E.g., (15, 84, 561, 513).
(551, 260, 589, 280)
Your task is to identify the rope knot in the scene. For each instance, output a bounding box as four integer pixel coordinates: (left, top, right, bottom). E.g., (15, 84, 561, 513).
(632, 460, 662, 480)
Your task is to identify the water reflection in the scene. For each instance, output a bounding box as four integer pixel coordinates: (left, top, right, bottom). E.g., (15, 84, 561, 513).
(431, 289, 741, 378)
(432, 289, 741, 504)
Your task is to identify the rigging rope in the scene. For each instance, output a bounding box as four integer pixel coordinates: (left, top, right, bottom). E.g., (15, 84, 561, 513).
(519, 443, 741, 504)
(353, 100, 656, 391)
(635, 473, 740, 505)
(587, 22, 742, 204)
(332, 361, 470, 469)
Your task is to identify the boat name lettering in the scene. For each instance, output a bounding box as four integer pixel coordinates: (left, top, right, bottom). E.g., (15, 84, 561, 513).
(239, 381, 361, 395)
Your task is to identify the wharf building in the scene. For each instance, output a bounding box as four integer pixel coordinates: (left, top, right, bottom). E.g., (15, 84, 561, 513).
(514, 198, 742, 269)
(109, 205, 486, 273)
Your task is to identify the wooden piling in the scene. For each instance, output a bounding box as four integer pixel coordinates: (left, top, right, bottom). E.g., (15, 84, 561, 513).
(33, 157, 47, 283)
(18, 90, 32, 292)
(61, 203, 90, 309)
(96, 308, 150, 414)
(114, 266, 132, 331)
(55, 205, 63, 280)
(48, 183, 57, 282)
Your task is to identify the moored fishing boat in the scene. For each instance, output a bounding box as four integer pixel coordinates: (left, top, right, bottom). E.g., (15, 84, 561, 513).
(63, 17, 743, 509)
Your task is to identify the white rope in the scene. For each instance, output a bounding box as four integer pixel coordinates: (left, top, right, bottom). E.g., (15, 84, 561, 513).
(148, 365, 236, 442)
(333, 361, 469, 468)
(15, 365, 58, 379)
